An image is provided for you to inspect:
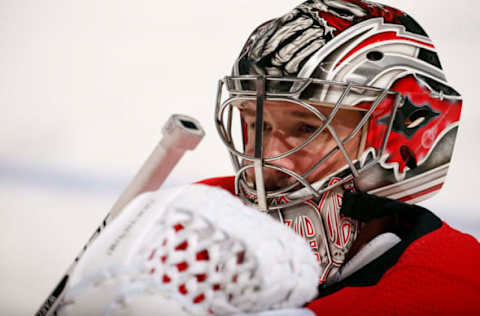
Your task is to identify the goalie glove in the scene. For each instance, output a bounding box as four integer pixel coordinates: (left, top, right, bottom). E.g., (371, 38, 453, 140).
(56, 184, 319, 316)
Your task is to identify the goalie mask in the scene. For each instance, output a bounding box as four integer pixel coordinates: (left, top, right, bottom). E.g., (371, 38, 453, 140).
(215, 0, 462, 283)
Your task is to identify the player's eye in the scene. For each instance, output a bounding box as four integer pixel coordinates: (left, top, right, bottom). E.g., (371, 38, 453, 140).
(298, 123, 319, 134)
(249, 122, 272, 132)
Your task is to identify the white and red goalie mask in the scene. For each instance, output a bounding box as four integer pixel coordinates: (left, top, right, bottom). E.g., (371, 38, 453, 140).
(215, 0, 462, 283)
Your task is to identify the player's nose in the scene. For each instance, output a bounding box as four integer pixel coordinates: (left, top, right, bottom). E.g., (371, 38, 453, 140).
(246, 131, 298, 189)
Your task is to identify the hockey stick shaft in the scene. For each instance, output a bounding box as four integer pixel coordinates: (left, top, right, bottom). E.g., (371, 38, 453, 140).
(35, 114, 205, 316)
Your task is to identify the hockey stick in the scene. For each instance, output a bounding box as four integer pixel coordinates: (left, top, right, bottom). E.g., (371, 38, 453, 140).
(35, 114, 205, 316)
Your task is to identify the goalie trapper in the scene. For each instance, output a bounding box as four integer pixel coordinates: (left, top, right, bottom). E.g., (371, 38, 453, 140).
(56, 185, 319, 316)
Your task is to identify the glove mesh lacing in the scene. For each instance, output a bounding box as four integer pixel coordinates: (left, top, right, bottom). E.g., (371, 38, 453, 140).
(139, 208, 265, 315)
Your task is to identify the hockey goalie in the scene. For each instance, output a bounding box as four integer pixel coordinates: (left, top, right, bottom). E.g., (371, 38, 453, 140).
(54, 0, 480, 315)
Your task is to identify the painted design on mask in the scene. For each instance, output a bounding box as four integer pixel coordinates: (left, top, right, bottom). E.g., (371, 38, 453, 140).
(379, 96, 440, 139)
(269, 178, 359, 284)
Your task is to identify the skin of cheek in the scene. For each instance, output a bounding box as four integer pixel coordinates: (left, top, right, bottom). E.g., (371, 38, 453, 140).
(294, 132, 357, 184)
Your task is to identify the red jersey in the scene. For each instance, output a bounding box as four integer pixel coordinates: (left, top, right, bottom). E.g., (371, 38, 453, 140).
(198, 177, 480, 315)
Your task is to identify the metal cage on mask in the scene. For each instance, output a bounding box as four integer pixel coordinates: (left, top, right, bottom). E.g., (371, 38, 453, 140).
(215, 75, 403, 212)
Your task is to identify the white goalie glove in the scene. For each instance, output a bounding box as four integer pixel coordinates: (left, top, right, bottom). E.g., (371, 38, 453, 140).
(56, 184, 319, 316)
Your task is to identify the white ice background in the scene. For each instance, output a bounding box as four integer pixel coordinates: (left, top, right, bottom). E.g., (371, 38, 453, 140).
(0, 1, 479, 315)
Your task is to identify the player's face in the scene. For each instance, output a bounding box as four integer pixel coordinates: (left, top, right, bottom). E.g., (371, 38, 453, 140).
(241, 100, 363, 190)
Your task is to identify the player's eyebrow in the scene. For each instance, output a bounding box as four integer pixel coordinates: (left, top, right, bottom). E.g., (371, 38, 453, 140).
(290, 111, 322, 120)
(242, 108, 322, 120)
